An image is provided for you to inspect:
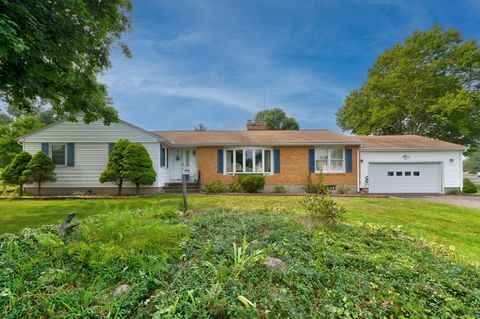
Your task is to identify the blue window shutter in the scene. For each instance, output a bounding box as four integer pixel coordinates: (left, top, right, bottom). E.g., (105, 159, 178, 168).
(41, 143, 49, 154)
(274, 149, 280, 173)
(67, 143, 75, 167)
(108, 143, 115, 155)
(345, 148, 353, 173)
(217, 149, 224, 173)
(160, 145, 166, 167)
(308, 149, 315, 173)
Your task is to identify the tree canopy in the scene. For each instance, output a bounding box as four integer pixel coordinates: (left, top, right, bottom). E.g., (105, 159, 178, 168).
(21, 151, 56, 196)
(122, 143, 156, 194)
(336, 26, 480, 152)
(255, 108, 300, 130)
(464, 151, 480, 174)
(0, 0, 132, 124)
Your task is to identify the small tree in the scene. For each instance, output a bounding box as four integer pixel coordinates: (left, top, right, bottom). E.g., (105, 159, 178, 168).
(1, 151, 32, 196)
(99, 139, 130, 195)
(122, 143, 156, 195)
(21, 151, 56, 196)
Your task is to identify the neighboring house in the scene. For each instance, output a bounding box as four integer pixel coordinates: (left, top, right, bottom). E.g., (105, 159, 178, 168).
(16, 116, 466, 195)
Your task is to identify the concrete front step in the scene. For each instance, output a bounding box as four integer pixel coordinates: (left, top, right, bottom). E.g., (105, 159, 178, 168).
(163, 183, 201, 193)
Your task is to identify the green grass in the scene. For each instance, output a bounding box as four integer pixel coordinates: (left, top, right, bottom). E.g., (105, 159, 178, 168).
(1, 208, 479, 318)
(1, 195, 480, 264)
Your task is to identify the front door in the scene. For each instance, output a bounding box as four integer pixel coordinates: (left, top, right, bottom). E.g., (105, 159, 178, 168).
(170, 149, 192, 181)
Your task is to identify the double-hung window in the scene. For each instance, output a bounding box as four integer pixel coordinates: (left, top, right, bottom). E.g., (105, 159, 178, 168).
(225, 148, 273, 174)
(315, 148, 344, 173)
(51, 144, 67, 166)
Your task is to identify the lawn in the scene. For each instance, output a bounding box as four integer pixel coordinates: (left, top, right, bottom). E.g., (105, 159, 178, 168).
(1, 194, 480, 264)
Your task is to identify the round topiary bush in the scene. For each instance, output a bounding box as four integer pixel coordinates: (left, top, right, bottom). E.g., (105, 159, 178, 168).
(238, 175, 265, 193)
(463, 178, 477, 194)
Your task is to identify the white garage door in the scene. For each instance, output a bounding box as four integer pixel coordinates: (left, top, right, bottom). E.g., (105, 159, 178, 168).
(369, 163, 442, 194)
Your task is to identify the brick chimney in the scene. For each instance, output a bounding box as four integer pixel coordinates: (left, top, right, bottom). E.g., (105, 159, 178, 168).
(246, 120, 267, 130)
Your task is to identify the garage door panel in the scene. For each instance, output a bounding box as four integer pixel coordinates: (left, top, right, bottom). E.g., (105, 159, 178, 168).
(369, 163, 442, 194)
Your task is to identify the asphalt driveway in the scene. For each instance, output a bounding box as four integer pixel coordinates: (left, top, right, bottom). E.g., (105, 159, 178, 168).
(399, 195, 480, 209)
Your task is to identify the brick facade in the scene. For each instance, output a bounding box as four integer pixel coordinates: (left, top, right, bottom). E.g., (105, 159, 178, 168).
(196, 146, 359, 189)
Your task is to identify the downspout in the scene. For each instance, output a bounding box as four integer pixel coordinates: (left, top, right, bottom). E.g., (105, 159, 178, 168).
(357, 146, 360, 192)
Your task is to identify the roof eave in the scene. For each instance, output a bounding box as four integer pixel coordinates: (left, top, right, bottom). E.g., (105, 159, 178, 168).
(167, 142, 363, 147)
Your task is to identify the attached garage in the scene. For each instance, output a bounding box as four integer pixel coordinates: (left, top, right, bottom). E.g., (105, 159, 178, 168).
(357, 135, 466, 194)
(368, 162, 442, 194)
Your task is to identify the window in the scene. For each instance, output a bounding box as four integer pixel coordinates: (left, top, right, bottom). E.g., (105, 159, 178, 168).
(414, 171, 420, 176)
(396, 171, 403, 176)
(387, 171, 394, 176)
(315, 148, 344, 173)
(225, 148, 273, 174)
(405, 171, 412, 176)
(51, 144, 66, 166)
(160, 145, 168, 168)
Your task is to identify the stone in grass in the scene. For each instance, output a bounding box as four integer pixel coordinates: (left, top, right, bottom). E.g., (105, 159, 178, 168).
(265, 257, 286, 269)
(112, 284, 131, 297)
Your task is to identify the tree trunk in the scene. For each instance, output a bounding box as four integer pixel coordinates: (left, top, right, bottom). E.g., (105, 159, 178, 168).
(19, 183, 23, 197)
(38, 180, 41, 196)
(118, 179, 123, 196)
(135, 183, 139, 195)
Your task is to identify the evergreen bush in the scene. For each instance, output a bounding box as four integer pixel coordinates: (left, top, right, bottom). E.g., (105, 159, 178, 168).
(238, 175, 265, 193)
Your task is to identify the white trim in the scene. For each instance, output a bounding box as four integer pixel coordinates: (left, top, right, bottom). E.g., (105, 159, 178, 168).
(362, 148, 466, 152)
(50, 143, 67, 167)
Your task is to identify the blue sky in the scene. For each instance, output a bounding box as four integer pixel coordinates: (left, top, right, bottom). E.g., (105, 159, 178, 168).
(102, 0, 479, 131)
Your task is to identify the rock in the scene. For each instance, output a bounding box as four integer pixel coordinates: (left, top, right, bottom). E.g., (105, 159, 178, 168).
(251, 240, 259, 246)
(112, 284, 131, 297)
(265, 257, 285, 269)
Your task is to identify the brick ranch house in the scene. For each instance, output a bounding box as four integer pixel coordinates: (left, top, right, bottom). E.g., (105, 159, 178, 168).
(16, 116, 466, 195)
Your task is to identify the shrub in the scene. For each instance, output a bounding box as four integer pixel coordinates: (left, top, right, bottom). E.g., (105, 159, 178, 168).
(21, 151, 56, 196)
(273, 185, 287, 193)
(1, 151, 32, 196)
(122, 143, 156, 194)
(238, 175, 265, 193)
(335, 185, 350, 194)
(99, 139, 130, 195)
(463, 178, 477, 194)
(303, 172, 330, 195)
(203, 180, 226, 193)
(301, 195, 346, 226)
(228, 181, 243, 193)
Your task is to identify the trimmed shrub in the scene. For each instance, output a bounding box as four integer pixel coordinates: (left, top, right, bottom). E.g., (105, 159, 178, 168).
(301, 194, 346, 226)
(304, 172, 330, 195)
(238, 174, 265, 193)
(122, 143, 156, 194)
(273, 185, 287, 193)
(99, 139, 131, 195)
(228, 181, 243, 193)
(203, 180, 226, 193)
(463, 178, 477, 194)
(21, 151, 56, 196)
(336, 185, 350, 194)
(1, 151, 32, 196)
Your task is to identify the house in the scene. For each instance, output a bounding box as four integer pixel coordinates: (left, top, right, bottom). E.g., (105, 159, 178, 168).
(16, 116, 466, 195)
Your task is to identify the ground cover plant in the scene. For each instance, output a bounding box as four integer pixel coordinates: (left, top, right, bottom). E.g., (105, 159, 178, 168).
(1, 195, 480, 264)
(1, 205, 479, 318)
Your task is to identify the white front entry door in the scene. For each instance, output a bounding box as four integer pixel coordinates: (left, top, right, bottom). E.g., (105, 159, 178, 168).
(369, 163, 442, 194)
(170, 149, 193, 181)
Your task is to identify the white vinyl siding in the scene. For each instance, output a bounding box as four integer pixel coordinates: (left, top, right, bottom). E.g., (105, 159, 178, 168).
(21, 118, 170, 188)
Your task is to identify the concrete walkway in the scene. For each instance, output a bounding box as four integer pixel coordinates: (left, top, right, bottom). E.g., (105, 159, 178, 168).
(398, 195, 480, 209)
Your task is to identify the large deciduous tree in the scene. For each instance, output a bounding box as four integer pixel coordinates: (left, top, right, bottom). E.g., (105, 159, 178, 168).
(0, 0, 132, 124)
(122, 143, 156, 195)
(99, 139, 131, 195)
(336, 26, 480, 152)
(255, 108, 300, 130)
(1, 151, 32, 196)
(464, 151, 480, 174)
(21, 151, 56, 196)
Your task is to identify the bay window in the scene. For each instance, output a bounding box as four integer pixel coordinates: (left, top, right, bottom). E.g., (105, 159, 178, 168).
(315, 148, 345, 173)
(225, 148, 273, 174)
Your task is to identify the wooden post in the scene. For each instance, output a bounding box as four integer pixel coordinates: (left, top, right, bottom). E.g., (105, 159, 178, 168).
(182, 173, 188, 212)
